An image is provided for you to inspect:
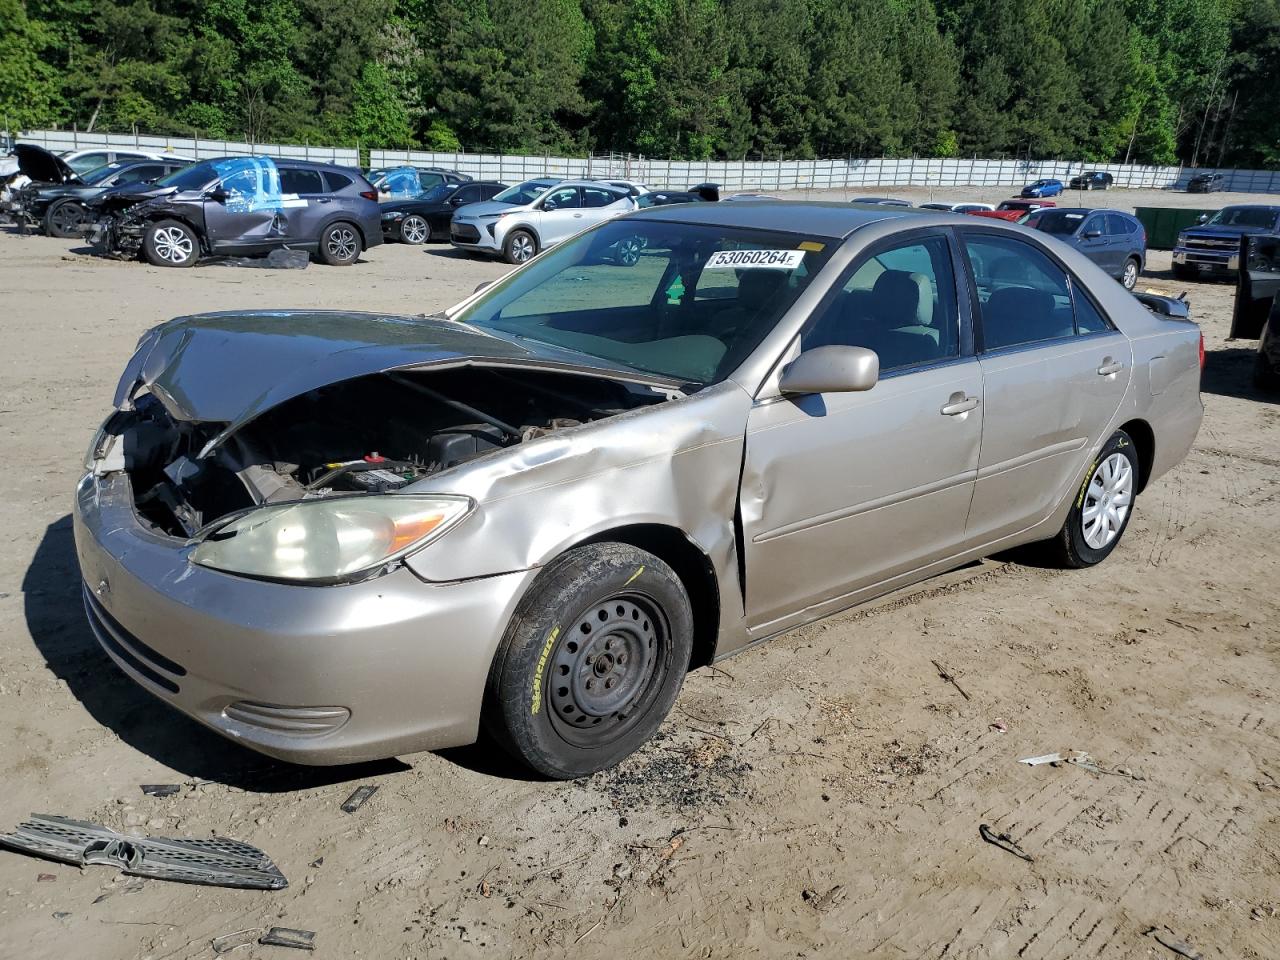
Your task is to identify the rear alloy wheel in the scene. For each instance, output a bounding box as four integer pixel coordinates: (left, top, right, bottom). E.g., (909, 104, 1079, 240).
(485, 542, 693, 779)
(399, 215, 429, 244)
(319, 222, 360, 265)
(1042, 430, 1139, 568)
(45, 200, 89, 238)
(1121, 257, 1140, 290)
(503, 229, 537, 265)
(143, 219, 199, 267)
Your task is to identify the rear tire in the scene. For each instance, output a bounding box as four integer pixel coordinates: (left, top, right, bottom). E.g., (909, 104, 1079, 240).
(1254, 351, 1280, 392)
(484, 543, 693, 779)
(1121, 257, 1140, 290)
(1041, 430, 1139, 569)
(1172, 263, 1196, 281)
(399, 214, 429, 244)
(503, 229, 537, 265)
(143, 219, 199, 267)
(318, 221, 361, 265)
(45, 200, 89, 238)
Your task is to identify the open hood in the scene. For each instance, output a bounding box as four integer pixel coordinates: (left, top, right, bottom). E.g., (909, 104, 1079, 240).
(114, 310, 683, 453)
(14, 144, 80, 184)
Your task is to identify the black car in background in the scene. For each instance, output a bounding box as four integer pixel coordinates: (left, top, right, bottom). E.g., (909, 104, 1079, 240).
(1068, 171, 1114, 190)
(369, 166, 471, 197)
(88, 157, 382, 267)
(1187, 173, 1226, 193)
(19, 157, 191, 237)
(635, 182, 721, 207)
(380, 180, 507, 243)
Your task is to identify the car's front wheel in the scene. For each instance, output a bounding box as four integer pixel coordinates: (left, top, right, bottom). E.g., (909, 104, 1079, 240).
(319, 221, 361, 265)
(143, 219, 199, 267)
(1121, 257, 1140, 290)
(485, 542, 693, 779)
(1044, 430, 1139, 568)
(1172, 263, 1197, 281)
(399, 215, 429, 244)
(45, 200, 89, 238)
(503, 229, 538, 265)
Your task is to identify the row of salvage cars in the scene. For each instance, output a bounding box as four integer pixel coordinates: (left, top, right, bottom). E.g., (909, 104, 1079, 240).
(74, 196, 1209, 778)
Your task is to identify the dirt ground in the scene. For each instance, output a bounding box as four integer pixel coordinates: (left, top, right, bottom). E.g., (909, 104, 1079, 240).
(0, 187, 1277, 960)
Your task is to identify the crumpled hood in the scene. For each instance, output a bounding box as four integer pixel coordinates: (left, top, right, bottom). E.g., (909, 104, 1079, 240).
(14, 144, 80, 184)
(89, 181, 177, 213)
(113, 310, 681, 452)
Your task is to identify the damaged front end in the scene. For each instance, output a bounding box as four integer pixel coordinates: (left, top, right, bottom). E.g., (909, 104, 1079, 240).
(87, 192, 172, 257)
(88, 311, 677, 585)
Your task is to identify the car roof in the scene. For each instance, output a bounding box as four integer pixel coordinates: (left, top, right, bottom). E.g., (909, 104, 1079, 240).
(626, 199, 918, 239)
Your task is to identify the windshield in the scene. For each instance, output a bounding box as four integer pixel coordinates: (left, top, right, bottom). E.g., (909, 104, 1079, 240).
(64, 154, 110, 175)
(416, 183, 454, 203)
(156, 160, 219, 190)
(493, 180, 555, 205)
(1033, 211, 1086, 236)
(455, 219, 835, 385)
(1205, 207, 1279, 229)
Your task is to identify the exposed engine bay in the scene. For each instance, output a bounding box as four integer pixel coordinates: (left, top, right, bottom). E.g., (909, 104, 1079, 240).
(99, 366, 669, 538)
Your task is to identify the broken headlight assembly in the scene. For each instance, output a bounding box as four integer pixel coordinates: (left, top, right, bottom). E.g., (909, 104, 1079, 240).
(190, 494, 473, 583)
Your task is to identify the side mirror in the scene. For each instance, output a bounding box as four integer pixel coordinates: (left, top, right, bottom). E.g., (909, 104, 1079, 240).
(450, 196, 466, 206)
(205, 188, 227, 203)
(1084, 229, 1102, 239)
(779, 345, 879, 396)
(1196, 214, 1208, 224)
(542, 200, 558, 211)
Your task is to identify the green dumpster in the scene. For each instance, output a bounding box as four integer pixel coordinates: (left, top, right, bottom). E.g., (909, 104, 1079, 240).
(1135, 207, 1218, 250)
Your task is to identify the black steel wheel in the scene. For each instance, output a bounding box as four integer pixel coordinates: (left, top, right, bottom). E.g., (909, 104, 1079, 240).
(485, 542, 693, 778)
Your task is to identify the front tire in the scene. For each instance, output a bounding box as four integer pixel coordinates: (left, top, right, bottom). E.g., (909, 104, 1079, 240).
(1121, 257, 1140, 290)
(45, 200, 89, 238)
(1043, 431, 1139, 568)
(484, 543, 693, 779)
(399, 215, 429, 244)
(1172, 263, 1196, 282)
(503, 229, 537, 265)
(318, 221, 361, 265)
(143, 219, 199, 267)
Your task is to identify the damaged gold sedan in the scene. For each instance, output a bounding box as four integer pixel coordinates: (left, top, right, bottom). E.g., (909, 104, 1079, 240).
(75, 202, 1203, 777)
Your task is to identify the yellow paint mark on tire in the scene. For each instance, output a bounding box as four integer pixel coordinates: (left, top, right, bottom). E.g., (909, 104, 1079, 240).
(531, 625, 560, 716)
(624, 565, 645, 586)
(1077, 459, 1098, 509)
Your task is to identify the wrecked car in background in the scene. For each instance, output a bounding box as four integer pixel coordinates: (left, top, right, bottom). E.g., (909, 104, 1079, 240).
(1229, 232, 1280, 390)
(87, 156, 382, 267)
(15, 157, 191, 237)
(75, 202, 1203, 779)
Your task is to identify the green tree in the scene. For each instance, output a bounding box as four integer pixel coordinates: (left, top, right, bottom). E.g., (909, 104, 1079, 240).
(348, 60, 412, 146)
(0, 0, 60, 129)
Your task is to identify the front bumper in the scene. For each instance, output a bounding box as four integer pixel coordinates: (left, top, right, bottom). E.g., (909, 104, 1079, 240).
(73, 471, 536, 765)
(450, 219, 501, 255)
(1172, 245, 1238, 272)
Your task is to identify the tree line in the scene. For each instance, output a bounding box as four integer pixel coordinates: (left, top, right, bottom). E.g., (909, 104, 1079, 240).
(2, 0, 1277, 168)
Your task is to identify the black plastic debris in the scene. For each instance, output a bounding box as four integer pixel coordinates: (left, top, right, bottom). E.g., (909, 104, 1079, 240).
(209, 248, 310, 270)
(141, 784, 182, 798)
(0, 814, 287, 890)
(260, 927, 316, 950)
(340, 785, 378, 814)
(1145, 926, 1204, 960)
(978, 823, 1033, 862)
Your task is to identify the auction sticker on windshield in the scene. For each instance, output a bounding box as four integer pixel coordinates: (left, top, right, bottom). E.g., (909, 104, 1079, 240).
(704, 249, 806, 270)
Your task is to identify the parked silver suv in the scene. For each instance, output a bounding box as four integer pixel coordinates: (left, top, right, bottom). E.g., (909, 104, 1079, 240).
(450, 178, 635, 263)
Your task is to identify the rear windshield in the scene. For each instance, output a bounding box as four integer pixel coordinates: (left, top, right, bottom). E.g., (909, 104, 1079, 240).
(1205, 207, 1279, 229)
(1033, 211, 1086, 235)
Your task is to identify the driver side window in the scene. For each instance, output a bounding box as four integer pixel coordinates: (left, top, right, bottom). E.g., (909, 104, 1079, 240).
(542, 187, 580, 211)
(802, 235, 959, 373)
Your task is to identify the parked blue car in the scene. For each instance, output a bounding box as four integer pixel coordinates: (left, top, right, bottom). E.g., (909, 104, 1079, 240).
(1020, 178, 1064, 198)
(1025, 207, 1147, 289)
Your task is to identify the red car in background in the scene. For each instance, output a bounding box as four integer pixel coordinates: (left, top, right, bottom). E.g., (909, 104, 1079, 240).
(968, 199, 1057, 222)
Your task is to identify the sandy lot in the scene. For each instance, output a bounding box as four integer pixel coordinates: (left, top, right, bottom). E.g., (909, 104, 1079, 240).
(0, 190, 1277, 960)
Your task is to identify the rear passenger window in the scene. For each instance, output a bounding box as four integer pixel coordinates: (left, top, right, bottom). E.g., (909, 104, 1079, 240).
(115, 164, 162, 185)
(802, 235, 959, 372)
(482, 183, 504, 200)
(1105, 213, 1133, 235)
(964, 235, 1076, 351)
(583, 187, 623, 208)
(453, 184, 481, 203)
(323, 172, 352, 192)
(280, 168, 325, 194)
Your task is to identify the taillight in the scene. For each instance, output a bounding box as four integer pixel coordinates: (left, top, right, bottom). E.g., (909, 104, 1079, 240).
(359, 190, 378, 201)
(1198, 331, 1205, 370)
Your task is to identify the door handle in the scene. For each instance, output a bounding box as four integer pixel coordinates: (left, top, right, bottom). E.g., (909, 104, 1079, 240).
(940, 394, 980, 416)
(1097, 359, 1124, 376)
(573, 213, 584, 218)
(316, 197, 332, 204)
